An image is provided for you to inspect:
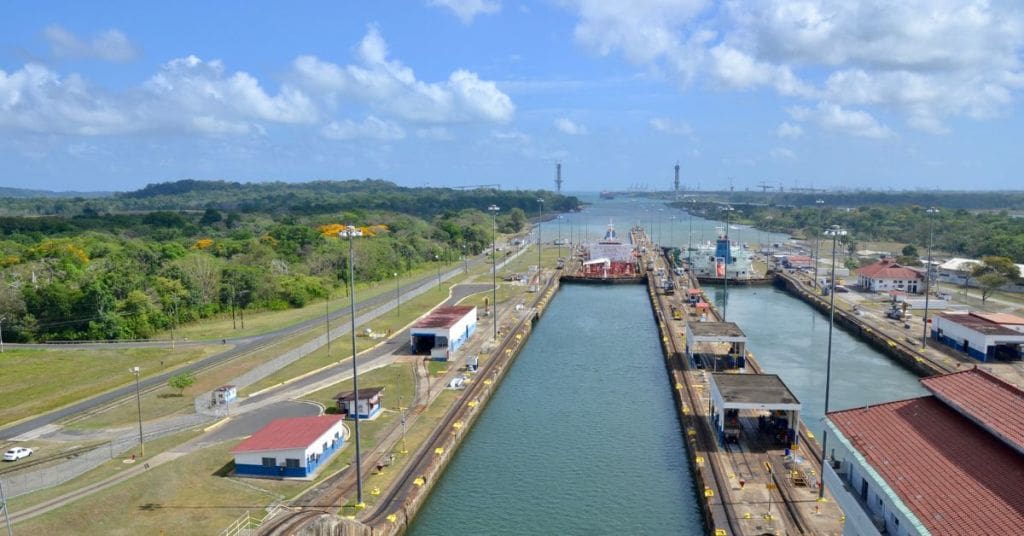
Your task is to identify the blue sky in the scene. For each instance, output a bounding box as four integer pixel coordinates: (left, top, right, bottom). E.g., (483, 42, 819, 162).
(2, 1, 1023, 192)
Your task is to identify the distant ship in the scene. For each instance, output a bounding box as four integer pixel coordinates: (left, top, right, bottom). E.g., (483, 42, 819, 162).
(599, 191, 615, 200)
(688, 235, 764, 283)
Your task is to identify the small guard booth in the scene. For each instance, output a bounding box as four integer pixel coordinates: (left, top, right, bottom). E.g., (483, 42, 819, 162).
(334, 386, 385, 420)
(685, 322, 748, 370)
(410, 305, 477, 361)
(709, 373, 801, 448)
(231, 415, 345, 479)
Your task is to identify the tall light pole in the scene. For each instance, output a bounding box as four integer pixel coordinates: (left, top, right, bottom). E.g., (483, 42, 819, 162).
(326, 288, 331, 358)
(688, 201, 695, 266)
(339, 226, 363, 506)
(0, 315, 6, 354)
(536, 198, 544, 268)
(435, 254, 441, 290)
(922, 207, 939, 348)
(813, 199, 825, 290)
(130, 366, 144, 457)
(722, 206, 734, 321)
(488, 205, 500, 341)
(819, 224, 847, 500)
(557, 215, 562, 259)
(394, 272, 400, 319)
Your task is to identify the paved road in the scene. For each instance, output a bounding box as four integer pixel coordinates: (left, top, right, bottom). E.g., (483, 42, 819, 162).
(0, 260, 490, 440)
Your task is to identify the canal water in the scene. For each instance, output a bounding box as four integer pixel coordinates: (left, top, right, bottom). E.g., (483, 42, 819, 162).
(708, 285, 927, 435)
(409, 285, 703, 535)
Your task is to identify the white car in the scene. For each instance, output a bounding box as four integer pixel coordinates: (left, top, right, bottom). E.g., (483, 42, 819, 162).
(3, 447, 33, 461)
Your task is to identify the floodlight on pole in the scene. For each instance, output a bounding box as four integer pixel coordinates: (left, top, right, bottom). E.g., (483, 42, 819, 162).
(813, 199, 825, 290)
(131, 366, 144, 457)
(537, 198, 544, 268)
(488, 205, 500, 341)
(819, 224, 847, 500)
(338, 225, 364, 506)
(922, 208, 939, 348)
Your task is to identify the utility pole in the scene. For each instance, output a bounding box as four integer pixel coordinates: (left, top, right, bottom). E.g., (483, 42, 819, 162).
(819, 225, 847, 500)
(325, 288, 331, 359)
(536, 198, 544, 268)
(813, 199, 825, 290)
(339, 226, 364, 507)
(0, 315, 6, 354)
(131, 366, 144, 457)
(488, 205, 500, 341)
(922, 208, 939, 348)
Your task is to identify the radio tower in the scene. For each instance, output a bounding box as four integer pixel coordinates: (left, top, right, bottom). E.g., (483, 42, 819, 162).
(555, 162, 563, 193)
(674, 161, 680, 195)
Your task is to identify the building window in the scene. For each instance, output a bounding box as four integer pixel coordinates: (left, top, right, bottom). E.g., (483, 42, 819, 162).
(261, 457, 276, 467)
(285, 459, 300, 469)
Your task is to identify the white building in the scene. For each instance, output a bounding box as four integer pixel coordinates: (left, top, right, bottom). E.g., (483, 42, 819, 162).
(824, 369, 1024, 536)
(936, 257, 1024, 292)
(409, 305, 477, 361)
(231, 415, 345, 479)
(334, 386, 385, 420)
(931, 311, 1024, 361)
(855, 259, 923, 293)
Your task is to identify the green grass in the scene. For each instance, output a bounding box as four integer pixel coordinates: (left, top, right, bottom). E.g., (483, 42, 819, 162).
(0, 345, 222, 428)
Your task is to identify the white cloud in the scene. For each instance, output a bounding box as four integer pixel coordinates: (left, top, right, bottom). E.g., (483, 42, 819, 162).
(428, 0, 501, 24)
(790, 102, 893, 139)
(292, 26, 514, 123)
(44, 25, 140, 62)
(649, 117, 693, 136)
(0, 57, 316, 136)
(770, 147, 795, 159)
(416, 126, 454, 140)
(322, 116, 405, 141)
(563, 0, 1024, 135)
(554, 117, 587, 135)
(776, 121, 802, 138)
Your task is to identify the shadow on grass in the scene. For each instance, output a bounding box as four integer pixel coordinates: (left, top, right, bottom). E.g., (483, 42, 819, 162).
(157, 393, 184, 399)
(213, 460, 235, 477)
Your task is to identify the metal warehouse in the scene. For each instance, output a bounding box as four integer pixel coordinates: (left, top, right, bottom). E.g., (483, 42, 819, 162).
(409, 305, 477, 361)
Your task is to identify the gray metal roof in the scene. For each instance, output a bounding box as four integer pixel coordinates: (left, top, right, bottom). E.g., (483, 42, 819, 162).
(711, 373, 800, 406)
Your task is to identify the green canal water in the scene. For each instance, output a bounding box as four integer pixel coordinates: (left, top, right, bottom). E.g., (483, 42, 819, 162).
(708, 285, 927, 435)
(409, 284, 704, 535)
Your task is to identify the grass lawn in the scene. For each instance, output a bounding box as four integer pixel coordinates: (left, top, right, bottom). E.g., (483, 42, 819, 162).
(0, 345, 222, 428)
(163, 259, 489, 341)
(11, 437, 308, 536)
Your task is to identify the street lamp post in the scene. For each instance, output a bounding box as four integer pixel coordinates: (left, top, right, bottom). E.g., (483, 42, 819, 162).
(435, 254, 441, 290)
(130, 366, 144, 457)
(488, 205, 500, 341)
(394, 272, 400, 319)
(688, 201, 694, 266)
(922, 208, 939, 348)
(339, 225, 364, 506)
(819, 224, 847, 500)
(813, 199, 825, 290)
(557, 215, 562, 259)
(0, 315, 6, 354)
(536, 198, 544, 268)
(326, 288, 331, 358)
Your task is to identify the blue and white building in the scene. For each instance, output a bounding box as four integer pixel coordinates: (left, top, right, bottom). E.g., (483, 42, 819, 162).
(931, 311, 1024, 361)
(409, 305, 477, 361)
(231, 415, 346, 479)
(334, 386, 385, 420)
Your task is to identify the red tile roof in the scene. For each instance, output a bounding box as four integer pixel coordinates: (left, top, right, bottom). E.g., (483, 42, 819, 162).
(829, 397, 1024, 535)
(921, 368, 1024, 455)
(231, 415, 343, 453)
(413, 305, 476, 329)
(855, 259, 923, 280)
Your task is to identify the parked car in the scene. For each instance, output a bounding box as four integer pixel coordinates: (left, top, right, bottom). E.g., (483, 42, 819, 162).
(3, 447, 33, 461)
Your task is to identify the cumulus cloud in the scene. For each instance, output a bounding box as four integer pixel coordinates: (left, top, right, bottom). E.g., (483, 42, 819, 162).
(770, 147, 795, 159)
(292, 26, 514, 123)
(322, 115, 405, 141)
(428, 0, 501, 24)
(776, 122, 802, 138)
(554, 117, 587, 135)
(790, 102, 893, 139)
(649, 117, 693, 136)
(563, 0, 1024, 135)
(0, 57, 316, 136)
(44, 24, 140, 62)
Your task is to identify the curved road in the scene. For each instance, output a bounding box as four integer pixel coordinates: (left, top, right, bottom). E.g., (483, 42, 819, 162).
(0, 254, 499, 440)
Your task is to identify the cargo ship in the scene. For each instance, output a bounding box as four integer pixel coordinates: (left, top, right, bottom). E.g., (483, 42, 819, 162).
(561, 221, 643, 284)
(688, 234, 771, 285)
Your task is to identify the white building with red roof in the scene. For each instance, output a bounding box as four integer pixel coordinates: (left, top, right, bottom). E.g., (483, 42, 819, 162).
(855, 259, 923, 293)
(823, 368, 1024, 536)
(409, 305, 477, 361)
(231, 415, 345, 479)
(931, 311, 1024, 361)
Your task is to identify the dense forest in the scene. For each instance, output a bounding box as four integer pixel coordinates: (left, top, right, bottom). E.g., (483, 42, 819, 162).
(0, 180, 580, 342)
(672, 200, 1024, 264)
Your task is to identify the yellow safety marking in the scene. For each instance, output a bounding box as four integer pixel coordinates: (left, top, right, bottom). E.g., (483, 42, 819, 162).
(355, 502, 366, 510)
(766, 483, 777, 490)
(763, 514, 773, 521)
(840, 515, 846, 523)
(371, 487, 381, 496)
(687, 428, 697, 436)
(806, 431, 815, 439)
(715, 530, 728, 536)
(743, 512, 752, 519)
(387, 514, 398, 523)
(453, 421, 463, 430)
(484, 379, 493, 385)
(345, 515, 356, 520)
(695, 456, 704, 465)
(435, 447, 445, 455)
(704, 488, 714, 497)
(816, 497, 828, 503)
(413, 477, 425, 486)
(728, 472, 735, 478)
(468, 400, 479, 408)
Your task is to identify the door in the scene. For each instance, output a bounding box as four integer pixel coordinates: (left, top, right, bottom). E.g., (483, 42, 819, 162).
(860, 479, 869, 501)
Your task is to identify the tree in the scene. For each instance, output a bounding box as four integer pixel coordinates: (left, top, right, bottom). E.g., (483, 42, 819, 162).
(168, 371, 195, 396)
(901, 244, 919, 257)
(971, 256, 1021, 303)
